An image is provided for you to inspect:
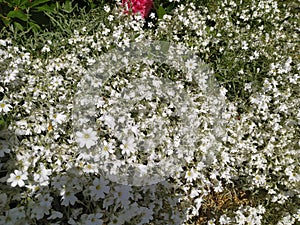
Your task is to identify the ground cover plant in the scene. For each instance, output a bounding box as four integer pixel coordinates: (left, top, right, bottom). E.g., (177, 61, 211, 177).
(0, 0, 299, 224)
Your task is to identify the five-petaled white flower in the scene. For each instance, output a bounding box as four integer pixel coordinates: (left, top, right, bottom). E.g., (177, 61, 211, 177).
(7, 170, 28, 187)
(120, 136, 136, 156)
(100, 140, 115, 159)
(185, 58, 197, 71)
(0, 101, 12, 113)
(76, 128, 98, 149)
(85, 213, 103, 225)
(89, 177, 110, 200)
(185, 167, 199, 183)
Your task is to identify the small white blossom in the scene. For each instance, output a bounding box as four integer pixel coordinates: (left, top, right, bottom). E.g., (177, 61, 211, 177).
(76, 128, 98, 149)
(7, 170, 28, 187)
(185, 167, 199, 182)
(0, 101, 12, 113)
(120, 136, 136, 156)
(89, 177, 110, 200)
(185, 58, 197, 71)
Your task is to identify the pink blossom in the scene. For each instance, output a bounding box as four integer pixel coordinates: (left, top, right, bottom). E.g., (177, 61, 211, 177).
(122, 0, 153, 18)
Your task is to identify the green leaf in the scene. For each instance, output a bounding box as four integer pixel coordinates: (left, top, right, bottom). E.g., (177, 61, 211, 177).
(1, 0, 13, 7)
(0, 14, 11, 26)
(35, 4, 56, 13)
(19, 0, 30, 8)
(28, 21, 41, 33)
(7, 10, 28, 21)
(29, 0, 51, 8)
(157, 5, 166, 19)
(15, 0, 22, 6)
(13, 21, 24, 31)
(62, 0, 73, 13)
(0, 119, 7, 130)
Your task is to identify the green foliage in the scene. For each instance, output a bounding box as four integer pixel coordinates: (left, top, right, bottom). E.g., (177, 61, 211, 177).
(156, 5, 166, 19)
(0, 0, 55, 33)
(0, 117, 8, 130)
(0, 119, 6, 130)
(153, 0, 178, 18)
(0, 0, 109, 35)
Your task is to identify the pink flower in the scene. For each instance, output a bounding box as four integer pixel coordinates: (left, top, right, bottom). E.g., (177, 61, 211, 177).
(122, 0, 153, 18)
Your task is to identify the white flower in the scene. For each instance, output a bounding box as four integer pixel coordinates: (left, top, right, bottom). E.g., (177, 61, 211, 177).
(47, 210, 63, 220)
(50, 110, 67, 125)
(214, 181, 223, 192)
(241, 41, 248, 50)
(100, 114, 115, 128)
(219, 214, 231, 224)
(108, 216, 125, 225)
(100, 140, 115, 159)
(89, 177, 110, 200)
(33, 163, 52, 186)
(60, 188, 78, 206)
(41, 45, 50, 53)
(0, 39, 7, 46)
(253, 174, 266, 186)
(0, 101, 12, 113)
(96, 97, 105, 108)
(84, 213, 103, 225)
(82, 162, 98, 173)
(208, 219, 216, 225)
(113, 185, 132, 208)
(185, 167, 199, 182)
(108, 15, 114, 22)
(194, 196, 203, 211)
(4, 206, 26, 224)
(185, 58, 197, 71)
(38, 193, 53, 208)
(30, 204, 49, 220)
(7, 170, 28, 187)
(189, 188, 200, 198)
(104, 5, 110, 13)
(15, 120, 31, 135)
(120, 136, 136, 156)
(76, 128, 98, 149)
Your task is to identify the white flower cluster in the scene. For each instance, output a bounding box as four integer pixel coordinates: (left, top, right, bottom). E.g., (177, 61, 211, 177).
(0, 1, 298, 224)
(73, 40, 225, 186)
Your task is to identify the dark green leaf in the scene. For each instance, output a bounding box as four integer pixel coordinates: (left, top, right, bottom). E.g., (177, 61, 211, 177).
(0, 119, 7, 130)
(7, 10, 28, 21)
(28, 21, 41, 33)
(15, 0, 22, 6)
(13, 21, 24, 30)
(1, 0, 13, 7)
(29, 0, 51, 8)
(0, 14, 11, 26)
(34, 4, 56, 13)
(62, 0, 73, 13)
(19, 0, 30, 8)
(157, 5, 166, 19)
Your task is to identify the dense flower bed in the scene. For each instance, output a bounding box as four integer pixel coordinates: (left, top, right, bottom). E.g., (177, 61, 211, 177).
(0, 1, 299, 224)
